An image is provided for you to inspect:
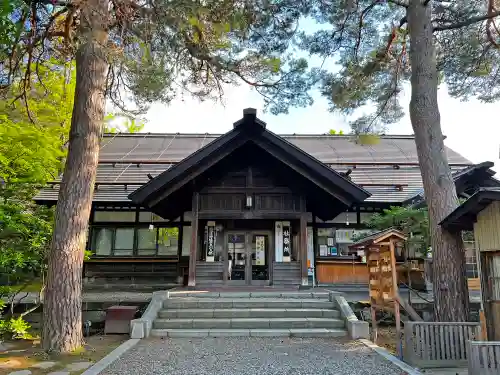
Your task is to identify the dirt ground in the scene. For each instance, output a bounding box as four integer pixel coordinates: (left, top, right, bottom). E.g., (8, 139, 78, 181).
(0, 334, 126, 375)
(371, 325, 400, 355)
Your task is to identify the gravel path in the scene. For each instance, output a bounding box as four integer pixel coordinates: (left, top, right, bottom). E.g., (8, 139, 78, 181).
(101, 337, 407, 375)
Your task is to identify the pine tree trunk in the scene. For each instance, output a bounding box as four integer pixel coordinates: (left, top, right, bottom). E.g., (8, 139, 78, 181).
(407, 0, 469, 322)
(42, 0, 109, 352)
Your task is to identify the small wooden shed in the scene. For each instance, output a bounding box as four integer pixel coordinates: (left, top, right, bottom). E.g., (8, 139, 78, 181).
(350, 228, 407, 354)
(441, 187, 500, 340)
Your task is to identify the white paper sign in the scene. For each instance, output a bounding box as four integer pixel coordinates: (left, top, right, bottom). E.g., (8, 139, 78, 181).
(255, 236, 266, 265)
(275, 222, 283, 262)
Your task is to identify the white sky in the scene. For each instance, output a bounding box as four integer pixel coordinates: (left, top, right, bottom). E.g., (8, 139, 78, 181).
(143, 83, 500, 170)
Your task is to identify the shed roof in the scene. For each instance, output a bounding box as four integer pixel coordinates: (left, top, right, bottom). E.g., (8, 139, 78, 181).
(440, 188, 500, 232)
(349, 228, 407, 249)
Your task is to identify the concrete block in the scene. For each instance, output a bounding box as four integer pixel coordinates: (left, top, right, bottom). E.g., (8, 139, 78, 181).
(250, 329, 290, 337)
(213, 309, 250, 318)
(347, 320, 370, 339)
(231, 318, 270, 329)
(208, 329, 250, 337)
(192, 318, 231, 329)
(328, 290, 343, 303)
(130, 319, 145, 339)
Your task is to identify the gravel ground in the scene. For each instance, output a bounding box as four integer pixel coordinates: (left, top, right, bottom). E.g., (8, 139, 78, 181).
(101, 337, 407, 375)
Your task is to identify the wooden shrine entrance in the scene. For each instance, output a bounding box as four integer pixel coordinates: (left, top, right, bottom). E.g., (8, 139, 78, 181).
(128, 108, 370, 287)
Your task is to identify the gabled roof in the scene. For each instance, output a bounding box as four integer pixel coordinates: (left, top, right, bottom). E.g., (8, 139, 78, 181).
(128, 109, 370, 218)
(440, 188, 500, 232)
(349, 228, 407, 249)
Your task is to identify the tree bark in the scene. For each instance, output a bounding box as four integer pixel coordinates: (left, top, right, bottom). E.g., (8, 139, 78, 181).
(42, 0, 109, 352)
(407, 0, 469, 322)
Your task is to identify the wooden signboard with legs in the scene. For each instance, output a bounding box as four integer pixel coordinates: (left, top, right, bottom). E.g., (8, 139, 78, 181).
(350, 228, 407, 357)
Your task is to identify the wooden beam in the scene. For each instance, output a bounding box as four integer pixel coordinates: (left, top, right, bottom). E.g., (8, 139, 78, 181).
(390, 239, 402, 358)
(300, 211, 308, 286)
(188, 193, 200, 287)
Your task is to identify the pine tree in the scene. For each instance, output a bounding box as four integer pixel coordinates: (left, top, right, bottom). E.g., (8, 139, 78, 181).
(299, 0, 500, 321)
(1, 0, 314, 352)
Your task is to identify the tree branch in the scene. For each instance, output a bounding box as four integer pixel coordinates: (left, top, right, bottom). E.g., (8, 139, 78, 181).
(434, 11, 500, 32)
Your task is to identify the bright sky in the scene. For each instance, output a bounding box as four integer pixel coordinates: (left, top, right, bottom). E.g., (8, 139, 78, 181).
(143, 82, 500, 170)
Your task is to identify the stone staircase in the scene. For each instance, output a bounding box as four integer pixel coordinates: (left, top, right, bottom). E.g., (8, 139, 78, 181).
(149, 291, 349, 338)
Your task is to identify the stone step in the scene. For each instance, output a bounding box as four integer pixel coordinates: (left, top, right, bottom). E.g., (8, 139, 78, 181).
(150, 328, 347, 338)
(158, 308, 340, 319)
(153, 317, 345, 330)
(163, 298, 335, 310)
(167, 291, 329, 299)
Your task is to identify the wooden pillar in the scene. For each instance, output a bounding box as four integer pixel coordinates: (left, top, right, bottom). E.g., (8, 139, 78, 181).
(300, 213, 308, 286)
(188, 193, 199, 287)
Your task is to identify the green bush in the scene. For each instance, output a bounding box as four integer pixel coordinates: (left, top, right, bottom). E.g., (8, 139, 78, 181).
(0, 316, 32, 339)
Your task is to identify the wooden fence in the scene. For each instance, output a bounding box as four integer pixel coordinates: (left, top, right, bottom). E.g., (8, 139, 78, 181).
(468, 341, 500, 374)
(403, 321, 481, 368)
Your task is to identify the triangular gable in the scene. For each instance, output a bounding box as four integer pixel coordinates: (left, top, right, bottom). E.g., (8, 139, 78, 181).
(129, 109, 370, 216)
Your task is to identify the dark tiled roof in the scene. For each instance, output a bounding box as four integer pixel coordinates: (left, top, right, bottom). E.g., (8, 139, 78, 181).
(440, 187, 500, 231)
(34, 133, 472, 204)
(97, 133, 471, 164)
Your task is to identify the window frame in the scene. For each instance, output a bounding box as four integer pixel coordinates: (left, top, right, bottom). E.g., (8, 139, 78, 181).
(89, 224, 181, 258)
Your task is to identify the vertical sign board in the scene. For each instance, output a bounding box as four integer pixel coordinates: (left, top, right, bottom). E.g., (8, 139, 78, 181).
(282, 221, 291, 262)
(275, 221, 283, 262)
(255, 235, 266, 265)
(206, 223, 215, 262)
(307, 227, 314, 276)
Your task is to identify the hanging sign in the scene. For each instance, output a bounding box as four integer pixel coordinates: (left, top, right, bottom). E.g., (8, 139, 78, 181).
(275, 221, 283, 262)
(255, 236, 266, 265)
(282, 221, 291, 262)
(206, 226, 215, 262)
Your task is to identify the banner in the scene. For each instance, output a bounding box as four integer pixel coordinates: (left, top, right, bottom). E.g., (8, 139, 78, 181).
(275, 221, 283, 262)
(206, 226, 215, 262)
(282, 221, 291, 262)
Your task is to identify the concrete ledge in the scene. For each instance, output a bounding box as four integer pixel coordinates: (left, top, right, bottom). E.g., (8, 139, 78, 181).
(81, 339, 140, 375)
(329, 291, 369, 339)
(130, 290, 169, 338)
(359, 339, 422, 375)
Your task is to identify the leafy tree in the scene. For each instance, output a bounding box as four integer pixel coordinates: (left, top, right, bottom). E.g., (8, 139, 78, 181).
(299, 0, 500, 322)
(1, 0, 314, 352)
(365, 206, 430, 256)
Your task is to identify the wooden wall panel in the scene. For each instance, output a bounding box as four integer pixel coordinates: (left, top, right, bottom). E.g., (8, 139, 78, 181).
(316, 262, 369, 284)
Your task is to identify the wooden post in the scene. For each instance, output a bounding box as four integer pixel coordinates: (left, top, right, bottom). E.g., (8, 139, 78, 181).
(188, 193, 199, 287)
(300, 212, 308, 286)
(390, 239, 402, 358)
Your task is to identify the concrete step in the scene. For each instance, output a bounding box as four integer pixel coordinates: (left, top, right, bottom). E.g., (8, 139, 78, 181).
(153, 317, 345, 330)
(150, 328, 347, 338)
(163, 298, 335, 310)
(168, 291, 329, 299)
(158, 308, 341, 319)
